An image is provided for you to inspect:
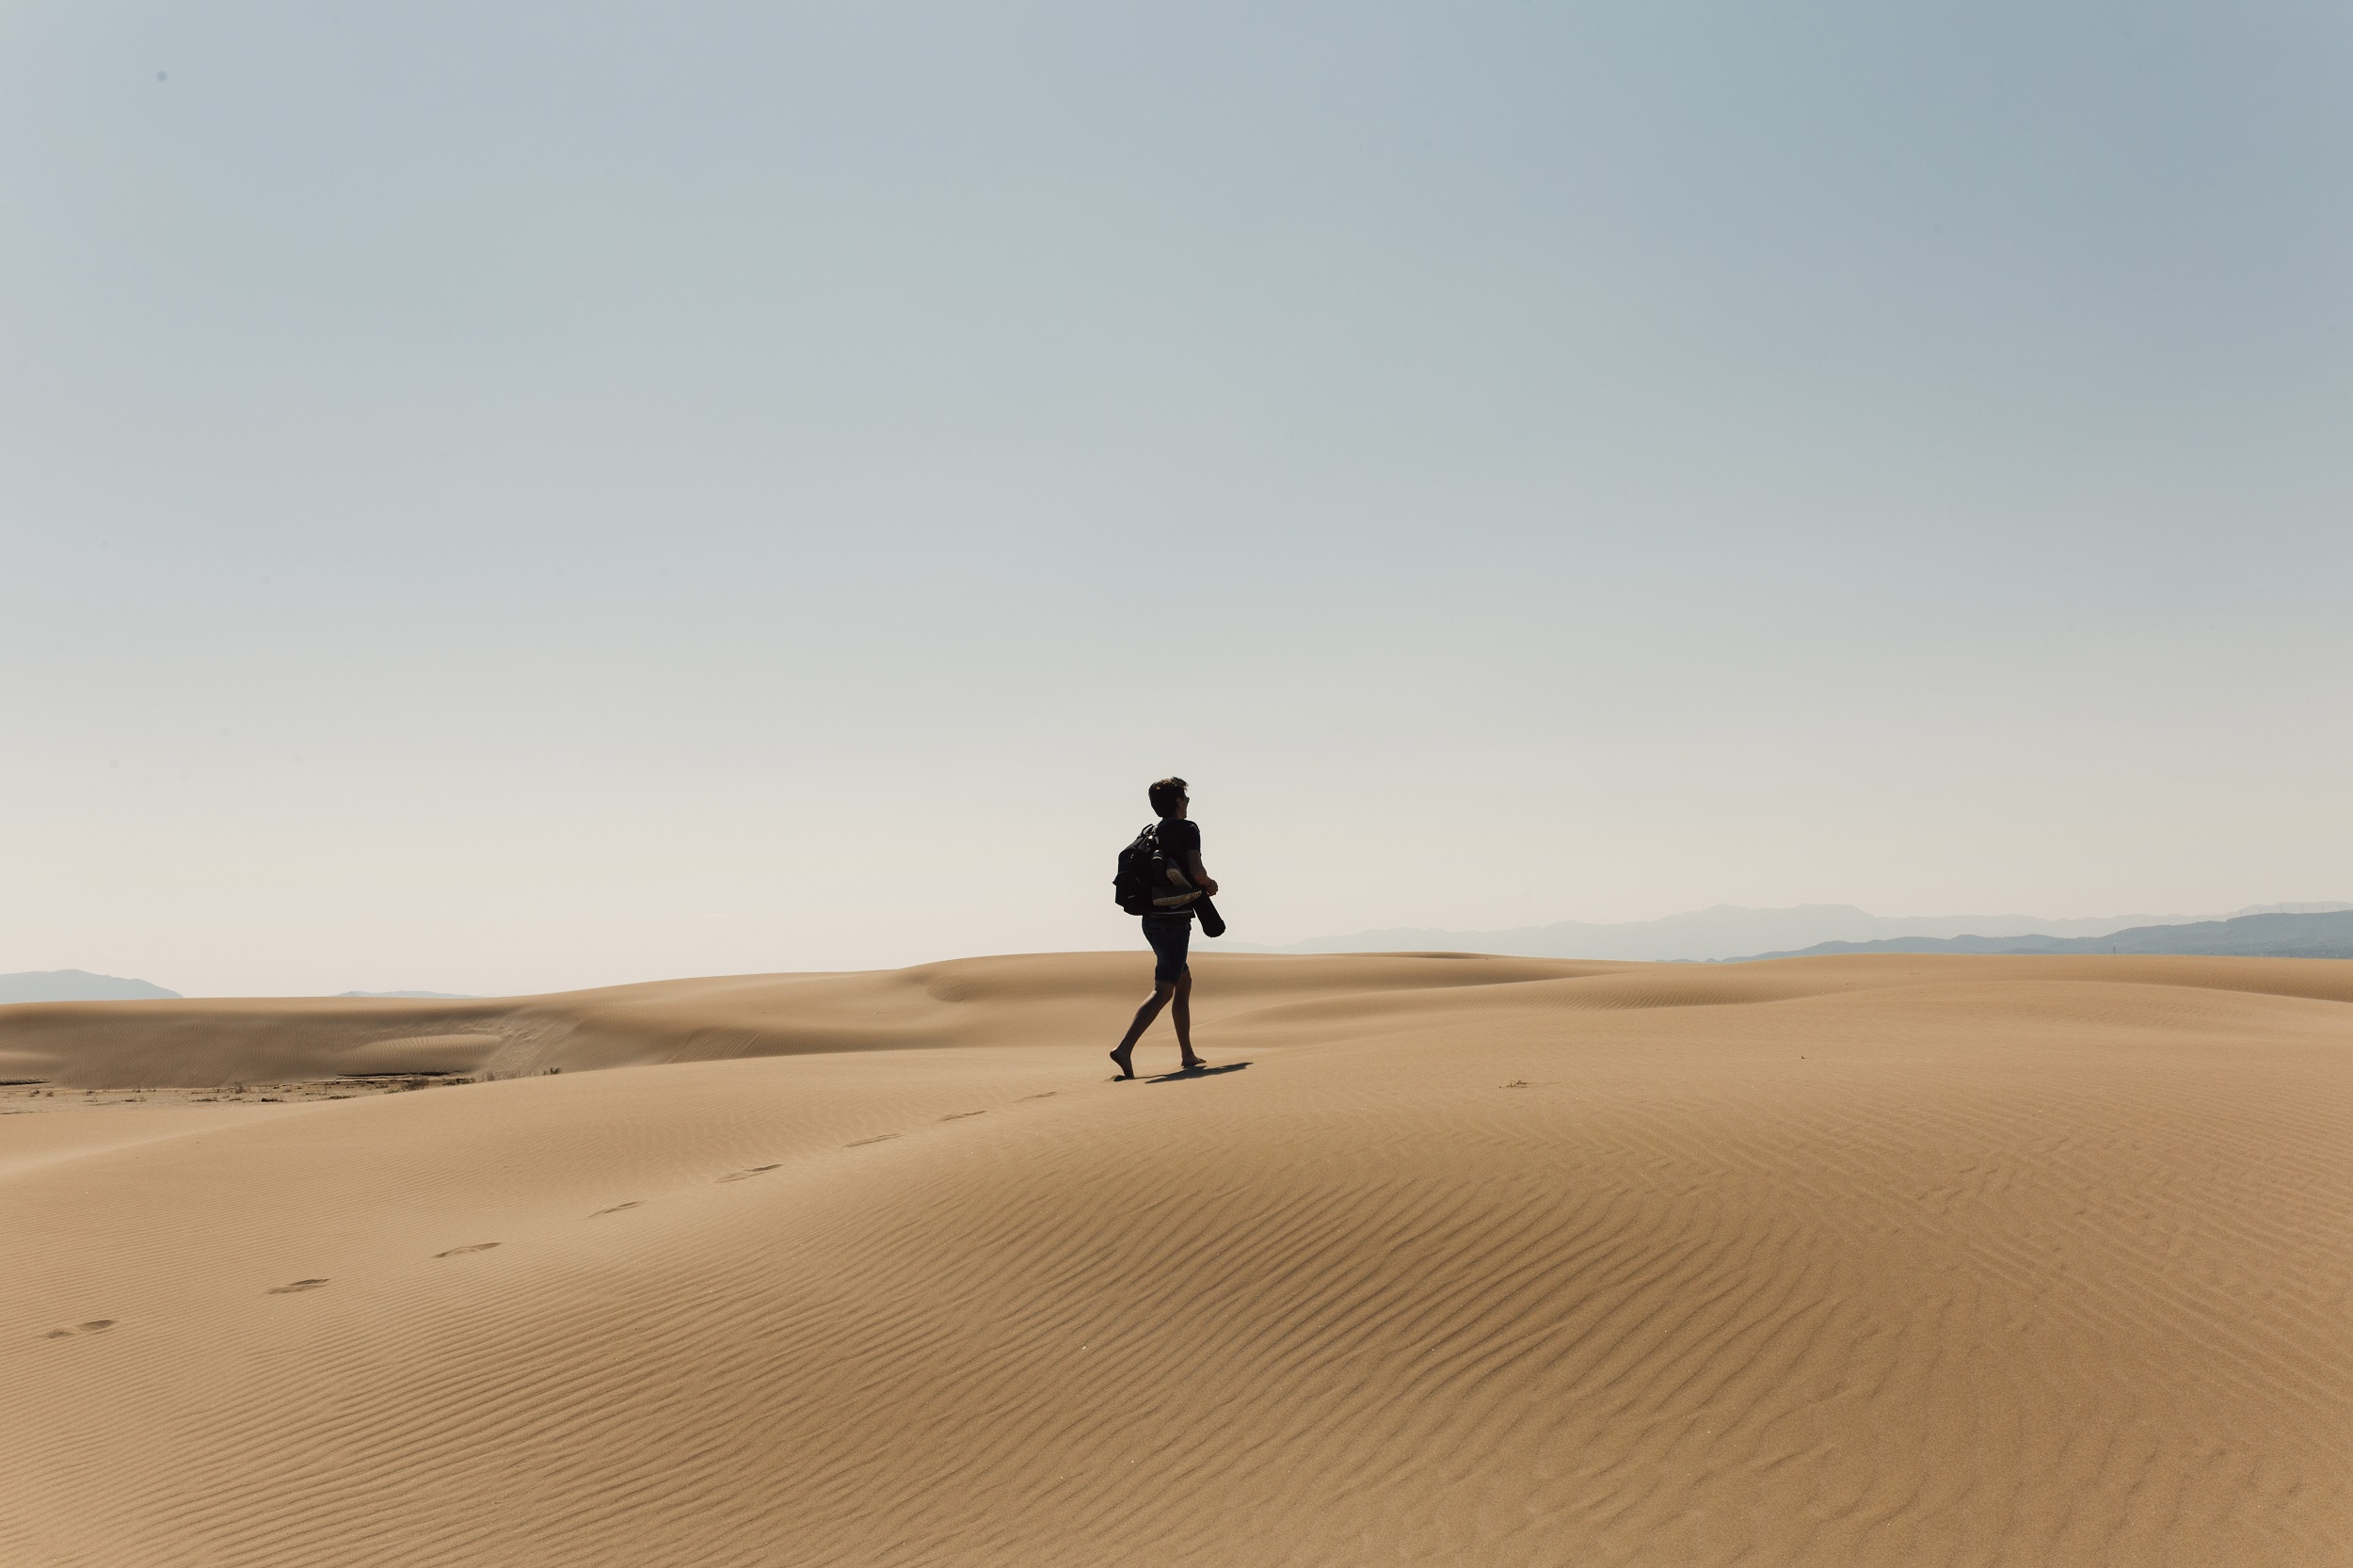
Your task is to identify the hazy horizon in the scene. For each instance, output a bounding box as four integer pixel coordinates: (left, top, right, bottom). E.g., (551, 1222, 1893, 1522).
(13, 897, 2353, 999)
(7, 2, 2349, 995)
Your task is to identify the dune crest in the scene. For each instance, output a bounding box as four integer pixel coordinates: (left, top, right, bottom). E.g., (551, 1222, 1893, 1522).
(5, 952, 2349, 1565)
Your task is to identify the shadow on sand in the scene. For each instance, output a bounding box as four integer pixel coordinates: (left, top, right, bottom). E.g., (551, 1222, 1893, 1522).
(1143, 1061, 1252, 1084)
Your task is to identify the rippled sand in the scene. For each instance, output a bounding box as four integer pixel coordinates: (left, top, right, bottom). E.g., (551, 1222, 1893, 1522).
(4, 951, 2348, 1565)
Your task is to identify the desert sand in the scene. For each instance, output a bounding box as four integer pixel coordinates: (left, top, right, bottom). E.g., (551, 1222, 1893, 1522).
(3, 951, 2348, 1566)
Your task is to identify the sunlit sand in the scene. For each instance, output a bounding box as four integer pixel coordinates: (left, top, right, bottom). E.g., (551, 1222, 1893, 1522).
(4, 952, 2347, 1564)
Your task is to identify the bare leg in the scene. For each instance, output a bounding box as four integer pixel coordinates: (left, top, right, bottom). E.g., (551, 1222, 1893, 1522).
(1174, 969, 1205, 1068)
(1110, 983, 1174, 1079)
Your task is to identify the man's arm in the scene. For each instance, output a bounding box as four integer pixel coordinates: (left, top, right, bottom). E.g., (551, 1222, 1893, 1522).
(1185, 849, 1219, 898)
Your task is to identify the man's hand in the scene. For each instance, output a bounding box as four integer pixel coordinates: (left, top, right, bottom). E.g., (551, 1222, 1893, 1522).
(1200, 877, 1220, 896)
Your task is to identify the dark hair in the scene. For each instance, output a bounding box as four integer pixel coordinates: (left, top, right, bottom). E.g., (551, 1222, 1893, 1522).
(1148, 776, 1189, 818)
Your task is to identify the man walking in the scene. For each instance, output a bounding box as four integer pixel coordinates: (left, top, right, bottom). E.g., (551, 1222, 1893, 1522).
(1110, 776, 1216, 1080)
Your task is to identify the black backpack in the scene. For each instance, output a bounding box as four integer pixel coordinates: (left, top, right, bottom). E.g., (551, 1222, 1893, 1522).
(1112, 822, 1167, 916)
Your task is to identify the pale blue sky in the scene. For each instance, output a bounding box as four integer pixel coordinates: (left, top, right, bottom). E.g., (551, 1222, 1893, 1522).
(5, 2, 2349, 994)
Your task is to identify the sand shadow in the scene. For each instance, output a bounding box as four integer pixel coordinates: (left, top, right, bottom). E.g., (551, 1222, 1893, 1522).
(1144, 1061, 1252, 1084)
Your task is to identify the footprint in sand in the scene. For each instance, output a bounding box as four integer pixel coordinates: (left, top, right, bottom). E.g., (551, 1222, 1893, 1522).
(267, 1279, 329, 1295)
(716, 1163, 783, 1183)
(435, 1243, 500, 1257)
(940, 1111, 985, 1121)
(593, 1201, 641, 1216)
(40, 1320, 117, 1339)
(1018, 1093, 1057, 1101)
(843, 1134, 899, 1148)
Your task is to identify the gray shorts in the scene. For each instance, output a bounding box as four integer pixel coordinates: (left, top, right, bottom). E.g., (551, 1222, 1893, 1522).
(1141, 913, 1193, 987)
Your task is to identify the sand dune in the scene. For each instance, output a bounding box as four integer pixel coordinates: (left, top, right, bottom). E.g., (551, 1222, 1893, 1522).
(4, 952, 2349, 1565)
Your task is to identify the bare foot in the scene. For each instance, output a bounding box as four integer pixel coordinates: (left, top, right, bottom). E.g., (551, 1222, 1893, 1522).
(1109, 1048, 1135, 1080)
(1180, 1055, 1208, 1071)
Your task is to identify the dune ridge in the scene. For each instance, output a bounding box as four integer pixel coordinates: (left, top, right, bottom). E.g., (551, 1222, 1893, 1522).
(5, 952, 2349, 1565)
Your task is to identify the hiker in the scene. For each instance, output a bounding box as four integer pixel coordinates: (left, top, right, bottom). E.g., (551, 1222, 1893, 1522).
(1109, 776, 1216, 1080)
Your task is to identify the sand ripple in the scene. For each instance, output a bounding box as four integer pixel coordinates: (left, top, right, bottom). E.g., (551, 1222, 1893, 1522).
(3, 952, 2348, 1564)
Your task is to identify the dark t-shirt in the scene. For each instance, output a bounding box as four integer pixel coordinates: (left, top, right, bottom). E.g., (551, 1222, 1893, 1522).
(1155, 817, 1200, 870)
(1146, 817, 1203, 919)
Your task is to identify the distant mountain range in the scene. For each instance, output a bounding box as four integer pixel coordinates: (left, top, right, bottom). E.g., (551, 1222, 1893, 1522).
(0, 969, 184, 1004)
(0, 973, 476, 1004)
(1734, 908, 2353, 962)
(1234, 903, 2353, 963)
(14, 903, 2352, 1007)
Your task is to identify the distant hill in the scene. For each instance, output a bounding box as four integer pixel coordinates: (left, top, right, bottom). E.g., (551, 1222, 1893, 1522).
(0, 969, 182, 1003)
(1737, 909, 2353, 962)
(1232, 902, 2352, 963)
